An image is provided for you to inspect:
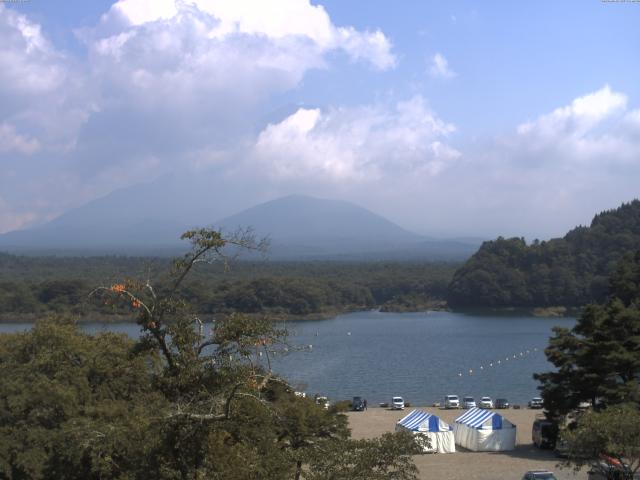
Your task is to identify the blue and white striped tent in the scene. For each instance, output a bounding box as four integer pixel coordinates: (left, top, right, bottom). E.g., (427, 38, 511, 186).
(395, 410, 455, 453)
(455, 408, 506, 429)
(453, 408, 516, 451)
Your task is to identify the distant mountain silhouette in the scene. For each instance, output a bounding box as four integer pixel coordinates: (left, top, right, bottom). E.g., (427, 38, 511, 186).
(218, 194, 418, 246)
(0, 189, 480, 260)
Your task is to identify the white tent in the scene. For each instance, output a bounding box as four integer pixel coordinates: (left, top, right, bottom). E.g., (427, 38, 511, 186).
(453, 408, 516, 451)
(395, 409, 456, 453)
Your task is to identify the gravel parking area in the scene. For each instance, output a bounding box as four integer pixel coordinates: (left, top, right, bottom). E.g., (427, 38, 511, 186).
(347, 407, 586, 480)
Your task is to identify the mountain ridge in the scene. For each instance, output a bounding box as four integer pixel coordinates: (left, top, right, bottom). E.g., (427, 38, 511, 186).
(447, 199, 640, 307)
(0, 191, 480, 260)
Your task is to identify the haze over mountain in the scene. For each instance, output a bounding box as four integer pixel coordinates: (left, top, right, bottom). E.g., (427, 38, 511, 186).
(0, 190, 480, 260)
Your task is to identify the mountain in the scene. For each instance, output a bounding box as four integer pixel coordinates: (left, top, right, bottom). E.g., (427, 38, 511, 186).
(447, 200, 640, 308)
(214, 195, 480, 260)
(0, 174, 255, 254)
(0, 187, 480, 259)
(217, 194, 418, 251)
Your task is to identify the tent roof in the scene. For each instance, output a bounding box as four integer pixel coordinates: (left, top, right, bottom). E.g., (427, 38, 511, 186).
(455, 408, 511, 429)
(397, 409, 451, 432)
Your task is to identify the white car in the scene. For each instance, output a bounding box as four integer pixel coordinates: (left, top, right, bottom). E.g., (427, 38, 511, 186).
(463, 396, 476, 409)
(444, 394, 460, 409)
(391, 396, 405, 410)
(479, 396, 494, 409)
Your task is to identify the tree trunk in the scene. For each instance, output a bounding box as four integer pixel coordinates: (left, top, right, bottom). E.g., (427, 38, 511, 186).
(294, 460, 303, 480)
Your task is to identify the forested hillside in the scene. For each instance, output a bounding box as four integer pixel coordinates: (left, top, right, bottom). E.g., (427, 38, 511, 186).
(448, 200, 640, 307)
(0, 255, 456, 319)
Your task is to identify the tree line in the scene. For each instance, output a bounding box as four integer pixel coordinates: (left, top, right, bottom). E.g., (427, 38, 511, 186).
(0, 256, 457, 320)
(448, 200, 640, 308)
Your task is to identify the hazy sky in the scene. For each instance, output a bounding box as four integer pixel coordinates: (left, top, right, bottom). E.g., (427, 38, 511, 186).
(1, 0, 639, 239)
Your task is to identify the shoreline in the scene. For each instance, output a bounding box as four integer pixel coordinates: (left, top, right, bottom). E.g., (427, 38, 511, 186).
(0, 302, 579, 324)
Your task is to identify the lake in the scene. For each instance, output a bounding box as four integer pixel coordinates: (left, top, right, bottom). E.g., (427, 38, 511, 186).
(0, 310, 574, 406)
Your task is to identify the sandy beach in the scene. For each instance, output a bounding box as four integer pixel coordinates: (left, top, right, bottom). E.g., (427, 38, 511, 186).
(347, 407, 585, 480)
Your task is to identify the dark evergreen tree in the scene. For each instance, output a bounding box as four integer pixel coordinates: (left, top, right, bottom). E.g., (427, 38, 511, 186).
(534, 251, 640, 420)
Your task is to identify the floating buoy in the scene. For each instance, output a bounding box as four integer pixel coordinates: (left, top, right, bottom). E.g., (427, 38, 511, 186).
(347, 332, 351, 336)
(458, 372, 462, 377)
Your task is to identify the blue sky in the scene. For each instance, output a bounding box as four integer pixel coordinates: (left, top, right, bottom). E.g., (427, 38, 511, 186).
(1, 0, 639, 238)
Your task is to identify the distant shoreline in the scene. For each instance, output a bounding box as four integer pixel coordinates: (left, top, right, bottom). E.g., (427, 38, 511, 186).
(0, 302, 578, 325)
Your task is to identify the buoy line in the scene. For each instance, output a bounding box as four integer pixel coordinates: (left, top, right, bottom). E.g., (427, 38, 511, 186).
(456, 347, 541, 377)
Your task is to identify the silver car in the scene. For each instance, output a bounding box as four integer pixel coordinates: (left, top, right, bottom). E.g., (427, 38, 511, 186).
(463, 396, 476, 409)
(444, 394, 460, 409)
(479, 396, 493, 409)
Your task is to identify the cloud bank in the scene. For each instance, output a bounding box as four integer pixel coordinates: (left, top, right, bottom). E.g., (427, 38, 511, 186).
(0, 1, 638, 240)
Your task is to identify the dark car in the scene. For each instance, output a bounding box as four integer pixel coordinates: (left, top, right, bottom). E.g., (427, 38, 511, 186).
(495, 398, 510, 409)
(352, 396, 365, 411)
(587, 459, 638, 480)
(522, 470, 557, 480)
(532, 418, 558, 449)
(529, 397, 544, 409)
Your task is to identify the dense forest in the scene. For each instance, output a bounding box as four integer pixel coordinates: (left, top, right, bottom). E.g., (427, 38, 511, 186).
(0, 229, 421, 479)
(0, 254, 457, 320)
(448, 200, 640, 308)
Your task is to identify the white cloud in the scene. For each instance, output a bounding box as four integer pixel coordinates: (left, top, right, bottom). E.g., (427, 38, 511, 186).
(0, 1, 398, 233)
(97, 0, 395, 71)
(516, 85, 627, 139)
(428, 52, 456, 79)
(254, 95, 459, 181)
(510, 85, 636, 165)
(0, 5, 67, 96)
(0, 123, 40, 155)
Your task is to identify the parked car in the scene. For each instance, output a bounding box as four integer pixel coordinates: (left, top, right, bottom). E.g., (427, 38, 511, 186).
(532, 418, 558, 449)
(587, 456, 638, 480)
(522, 470, 557, 480)
(495, 398, 510, 409)
(444, 395, 460, 409)
(352, 396, 365, 411)
(528, 397, 544, 409)
(391, 396, 405, 410)
(462, 396, 476, 409)
(479, 396, 493, 409)
(554, 438, 569, 458)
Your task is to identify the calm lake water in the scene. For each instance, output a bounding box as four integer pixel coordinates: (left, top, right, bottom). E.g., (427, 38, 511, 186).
(0, 310, 574, 406)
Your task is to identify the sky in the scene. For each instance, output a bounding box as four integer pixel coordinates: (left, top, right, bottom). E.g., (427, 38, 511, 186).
(1, 0, 639, 239)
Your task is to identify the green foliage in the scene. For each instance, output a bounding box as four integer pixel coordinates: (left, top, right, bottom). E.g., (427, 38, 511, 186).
(560, 404, 640, 478)
(304, 431, 420, 480)
(535, 252, 640, 420)
(0, 229, 420, 479)
(0, 255, 457, 319)
(0, 317, 166, 480)
(448, 200, 640, 307)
